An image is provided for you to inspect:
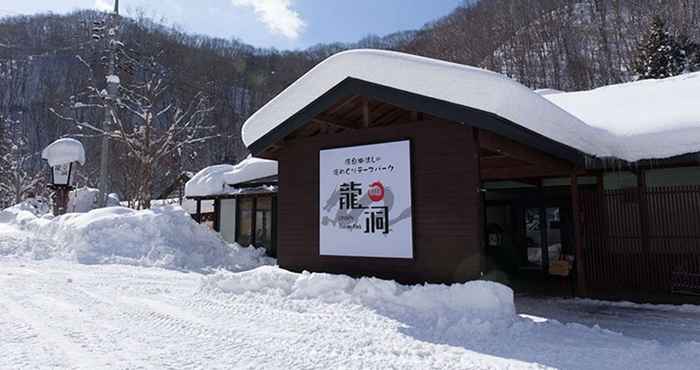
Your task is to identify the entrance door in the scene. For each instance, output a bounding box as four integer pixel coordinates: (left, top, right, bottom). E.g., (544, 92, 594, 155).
(522, 205, 572, 275)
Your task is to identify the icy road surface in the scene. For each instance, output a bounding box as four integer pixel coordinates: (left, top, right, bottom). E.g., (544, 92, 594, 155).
(1, 218, 700, 370)
(2, 259, 700, 370)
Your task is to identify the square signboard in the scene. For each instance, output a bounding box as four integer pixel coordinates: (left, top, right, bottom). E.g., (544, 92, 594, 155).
(319, 140, 413, 258)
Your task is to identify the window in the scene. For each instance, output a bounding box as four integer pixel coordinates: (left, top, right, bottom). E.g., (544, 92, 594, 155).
(255, 197, 273, 250)
(236, 197, 254, 246)
(236, 196, 276, 256)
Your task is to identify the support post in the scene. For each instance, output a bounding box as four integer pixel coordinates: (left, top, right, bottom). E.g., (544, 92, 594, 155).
(538, 180, 549, 275)
(195, 199, 202, 223)
(213, 199, 221, 232)
(473, 128, 485, 276)
(98, 0, 120, 207)
(637, 170, 651, 291)
(571, 171, 587, 296)
(51, 186, 71, 216)
(362, 97, 370, 127)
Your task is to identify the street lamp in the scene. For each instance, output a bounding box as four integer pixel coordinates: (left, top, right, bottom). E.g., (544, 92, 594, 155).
(41, 138, 86, 215)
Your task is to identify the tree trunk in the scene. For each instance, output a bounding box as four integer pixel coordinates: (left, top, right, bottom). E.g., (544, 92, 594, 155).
(136, 160, 153, 210)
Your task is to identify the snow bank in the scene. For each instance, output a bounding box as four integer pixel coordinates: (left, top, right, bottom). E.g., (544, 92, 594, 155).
(2, 197, 50, 218)
(202, 266, 516, 340)
(185, 156, 277, 197)
(1, 205, 273, 271)
(67, 187, 119, 213)
(41, 138, 86, 167)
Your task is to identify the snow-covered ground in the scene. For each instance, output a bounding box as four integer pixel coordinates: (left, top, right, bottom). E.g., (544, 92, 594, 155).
(1, 209, 700, 369)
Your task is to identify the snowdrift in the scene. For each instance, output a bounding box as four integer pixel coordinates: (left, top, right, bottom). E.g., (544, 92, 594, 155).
(1, 205, 273, 271)
(202, 266, 516, 341)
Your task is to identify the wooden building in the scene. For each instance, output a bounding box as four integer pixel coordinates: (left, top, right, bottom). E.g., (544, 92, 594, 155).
(186, 158, 278, 257)
(237, 50, 700, 301)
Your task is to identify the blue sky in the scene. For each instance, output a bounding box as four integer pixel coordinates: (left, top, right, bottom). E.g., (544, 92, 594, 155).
(0, 0, 466, 49)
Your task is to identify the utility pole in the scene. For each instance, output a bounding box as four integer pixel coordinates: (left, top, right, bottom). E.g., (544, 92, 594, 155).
(98, 0, 120, 206)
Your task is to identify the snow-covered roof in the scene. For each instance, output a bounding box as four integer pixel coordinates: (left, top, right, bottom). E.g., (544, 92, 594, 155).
(150, 198, 214, 214)
(41, 138, 86, 167)
(542, 72, 700, 161)
(185, 157, 278, 197)
(241, 49, 610, 159)
(241, 49, 700, 163)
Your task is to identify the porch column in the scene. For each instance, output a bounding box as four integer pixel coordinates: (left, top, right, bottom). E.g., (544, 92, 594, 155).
(213, 199, 221, 232)
(538, 180, 549, 275)
(195, 199, 202, 223)
(637, 170, 651, 292)
(571, 172, 587, 296)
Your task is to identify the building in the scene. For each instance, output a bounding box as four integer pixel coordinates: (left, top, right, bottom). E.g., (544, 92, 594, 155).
(242, 50, 699, 301)
(185, 157, 278, 257)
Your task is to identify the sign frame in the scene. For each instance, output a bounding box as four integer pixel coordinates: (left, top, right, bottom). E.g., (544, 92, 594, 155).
(318, 138, 415, 259)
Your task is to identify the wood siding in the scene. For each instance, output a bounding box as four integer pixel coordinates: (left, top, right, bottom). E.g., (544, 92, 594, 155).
(277, 120, 482, 284)
(580, 185, 700, 295)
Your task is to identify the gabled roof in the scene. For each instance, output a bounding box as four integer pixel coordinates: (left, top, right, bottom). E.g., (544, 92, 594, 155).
(241, 49, 700, 165)
(242, 49, 611, 165)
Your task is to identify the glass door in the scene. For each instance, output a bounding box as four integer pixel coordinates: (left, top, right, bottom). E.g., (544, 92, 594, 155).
(254, 197, 273, 253)
(524, 208, 543, 268)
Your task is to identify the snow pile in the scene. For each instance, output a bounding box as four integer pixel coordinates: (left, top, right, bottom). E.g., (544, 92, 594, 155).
(67, 187, 119, 213)
(544, 72, 700, 161)
(202, 266, 516, 340)
(41, 138, 86, 167)
(1, 205, 273, 271)
(2, 197, 50, 218)
(106, 74, 120, 84)
(185, 156, 277, 197)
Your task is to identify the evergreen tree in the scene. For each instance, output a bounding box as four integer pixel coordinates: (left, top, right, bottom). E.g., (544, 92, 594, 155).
(633, 17, 685, 79)
(678, 34, 700, 73)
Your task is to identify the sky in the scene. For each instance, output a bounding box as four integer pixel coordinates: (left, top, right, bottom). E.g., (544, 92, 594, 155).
(0, 0, 466, 50)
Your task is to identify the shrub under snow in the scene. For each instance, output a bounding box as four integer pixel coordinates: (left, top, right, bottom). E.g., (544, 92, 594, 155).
(202, 266, 516, 342)
(1, 205, 273, 271)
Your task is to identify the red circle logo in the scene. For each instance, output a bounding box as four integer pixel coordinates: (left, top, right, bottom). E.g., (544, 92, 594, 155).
(368, 181, 385, 202)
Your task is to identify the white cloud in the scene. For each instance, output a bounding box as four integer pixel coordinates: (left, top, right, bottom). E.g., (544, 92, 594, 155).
(231, 0, 305, 40)
(94, 0, 114, 12)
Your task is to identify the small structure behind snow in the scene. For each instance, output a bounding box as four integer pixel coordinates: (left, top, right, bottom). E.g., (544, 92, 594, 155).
(41, 138, 86, 167)
(185, 156, 278, 197)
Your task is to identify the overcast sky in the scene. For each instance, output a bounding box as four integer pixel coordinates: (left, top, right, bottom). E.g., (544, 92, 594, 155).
(0, 0, 465, 49)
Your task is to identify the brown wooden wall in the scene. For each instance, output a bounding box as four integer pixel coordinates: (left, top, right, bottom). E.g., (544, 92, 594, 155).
(277, 120, 483, 284)
(580, 186, 700, 295)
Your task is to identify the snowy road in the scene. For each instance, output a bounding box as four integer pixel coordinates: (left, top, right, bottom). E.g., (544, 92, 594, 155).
(0, 259, 522, 370)
(2, 258, 700, 370)
(1, 215, 700, 370)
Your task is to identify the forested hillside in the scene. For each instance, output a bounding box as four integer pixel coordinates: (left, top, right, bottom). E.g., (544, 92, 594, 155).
(1, 0, 698, 206)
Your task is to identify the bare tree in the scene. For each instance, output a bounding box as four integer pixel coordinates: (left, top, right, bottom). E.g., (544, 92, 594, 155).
(52, 55, 216, 209)
(0, 116, 45, 207)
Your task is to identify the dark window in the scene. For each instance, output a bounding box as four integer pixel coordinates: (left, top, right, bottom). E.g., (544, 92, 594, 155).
(237, 197, 254, 246)
(255, 197, 273, 250)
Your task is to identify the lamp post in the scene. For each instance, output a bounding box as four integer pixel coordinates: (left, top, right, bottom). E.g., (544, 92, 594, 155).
(41, 138, 86, 216)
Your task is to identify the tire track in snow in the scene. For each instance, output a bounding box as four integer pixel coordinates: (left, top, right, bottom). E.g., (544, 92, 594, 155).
(0, 292, 107, 369)
(71, 279, 277, 368)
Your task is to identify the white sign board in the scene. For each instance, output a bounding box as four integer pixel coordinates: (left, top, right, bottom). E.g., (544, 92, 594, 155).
(319, 140, 413, 258)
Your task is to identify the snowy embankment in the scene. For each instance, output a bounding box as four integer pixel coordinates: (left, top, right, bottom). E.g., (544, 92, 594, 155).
(203, 266, 515, 343)
(0, 203, 272, 271)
